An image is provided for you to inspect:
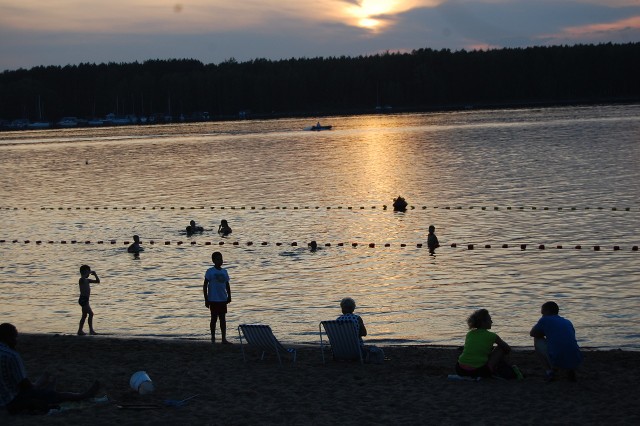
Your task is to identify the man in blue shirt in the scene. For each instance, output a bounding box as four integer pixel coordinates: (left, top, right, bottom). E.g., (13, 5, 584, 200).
(530, 301, 583, 382)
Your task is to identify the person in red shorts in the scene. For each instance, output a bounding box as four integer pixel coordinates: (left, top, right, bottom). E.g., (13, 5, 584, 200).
(203, 252, 232, 344)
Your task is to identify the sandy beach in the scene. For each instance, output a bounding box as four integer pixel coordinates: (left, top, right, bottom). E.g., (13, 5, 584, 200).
(1, 334, 638, 425)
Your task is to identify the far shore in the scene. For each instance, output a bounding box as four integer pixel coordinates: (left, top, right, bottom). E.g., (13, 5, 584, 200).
(2, 98, 639, 132)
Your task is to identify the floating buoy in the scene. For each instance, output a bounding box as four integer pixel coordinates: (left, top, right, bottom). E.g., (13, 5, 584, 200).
(593, 245, 600, 251)
(632, 246, 638, 251)
(539, 244, 545, 250)
(337, 243, 344, 246)
(400, 243, 406, 247)
(502, 244, 508, 248)
(352, 243, 358, 247)
(575, 245, 582, 249)
(247, 242, 253, 246)
(416, 243, 422, 248)
(165, 241, 171, 245)
(291, 242, 297, 246)
(261, 242, 268, 246)
(613, 246, 620, 251)
(205, 242, 211, 245)
(485, 244, 491, 249)
(467, 244, 474, 250)
(325, 243, 331, 247)
(384, 243, 390, 247)
(233, 242, 239, 246)
(520, 244, 527, 250)
(556, 245, 562, 249)
(276, 242, 282, 246)
(61, 241, 67, 244)
(368, 243, 375, 248)
(36, 241, 42, 244)
(451, 243, 457, 248)
(85, 241, 91, 244)
(190, 241, 197, 245)
(24, 240, 30, 244)
(149, 241, 155, 245)
(219, 241, 225, 245)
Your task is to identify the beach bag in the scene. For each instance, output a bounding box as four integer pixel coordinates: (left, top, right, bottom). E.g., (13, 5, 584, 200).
(364, 345, 385, 364)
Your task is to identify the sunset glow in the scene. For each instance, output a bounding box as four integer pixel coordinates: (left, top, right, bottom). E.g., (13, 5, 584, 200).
(564, 16, 640, 37)
(0, 1, 638, 70)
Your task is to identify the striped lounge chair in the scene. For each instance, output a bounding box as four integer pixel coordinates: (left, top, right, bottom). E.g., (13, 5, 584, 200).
(237, 324, 297, 365)
(319, 320, 364, 364)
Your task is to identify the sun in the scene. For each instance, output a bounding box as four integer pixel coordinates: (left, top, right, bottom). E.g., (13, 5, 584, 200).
(348, 0, 398, 30)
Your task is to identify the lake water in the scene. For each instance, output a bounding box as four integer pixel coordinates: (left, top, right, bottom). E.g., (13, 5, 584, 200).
(1, 105, 639, 349)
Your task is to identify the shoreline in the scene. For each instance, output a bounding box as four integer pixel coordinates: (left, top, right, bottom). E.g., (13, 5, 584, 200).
(2, 98, 639, 132)
(19, 331, 640, 352)
(2, 333, 638, 424)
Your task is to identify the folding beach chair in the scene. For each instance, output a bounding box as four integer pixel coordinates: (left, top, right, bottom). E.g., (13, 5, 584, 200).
(237, 324, 297, 365)
(319, 320, 364, 364)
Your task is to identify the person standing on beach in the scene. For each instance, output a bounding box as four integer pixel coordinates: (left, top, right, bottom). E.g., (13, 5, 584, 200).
(0, 323, 100, 415)
(455, 309, 515, 378)
(203, 252, 232, 344)
(530, 301, 582, 381)
(427, 225, 440, 255)
(77, 265, 99, 336)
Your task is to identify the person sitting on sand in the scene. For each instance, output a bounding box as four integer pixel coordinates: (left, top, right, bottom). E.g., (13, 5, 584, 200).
(392, 195, 408, 212)
(187, 220, 204, 236)
(530, 301, 582, 382)
(455, 308, 514, 378)
(0, 323, 100, 415)
(337, 297, 367, 345)
(218, 220, 232, 236)
(127, 235, 143, 253)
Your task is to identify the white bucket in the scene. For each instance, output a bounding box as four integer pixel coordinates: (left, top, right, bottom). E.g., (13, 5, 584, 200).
(130, 371, 155, 395)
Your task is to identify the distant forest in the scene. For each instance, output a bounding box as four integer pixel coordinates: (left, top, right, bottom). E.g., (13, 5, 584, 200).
(1, 42, 639, 123)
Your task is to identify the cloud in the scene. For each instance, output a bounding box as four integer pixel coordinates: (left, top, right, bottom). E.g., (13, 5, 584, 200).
(539, 15, 640, 44)
(0, 0, 639, 70)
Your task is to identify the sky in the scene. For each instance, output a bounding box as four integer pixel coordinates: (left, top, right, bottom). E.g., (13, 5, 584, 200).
(1, 0, 639, 71)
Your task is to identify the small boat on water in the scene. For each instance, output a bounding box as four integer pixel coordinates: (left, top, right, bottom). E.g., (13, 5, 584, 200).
(304, 122, 332, 131)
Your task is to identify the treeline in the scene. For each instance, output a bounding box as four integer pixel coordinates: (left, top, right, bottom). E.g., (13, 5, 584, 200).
(1, 42, 639, 122)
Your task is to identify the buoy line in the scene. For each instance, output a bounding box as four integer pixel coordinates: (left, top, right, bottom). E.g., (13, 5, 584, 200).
(1, 239, 637, 252)
(0, 205, 637, 212)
